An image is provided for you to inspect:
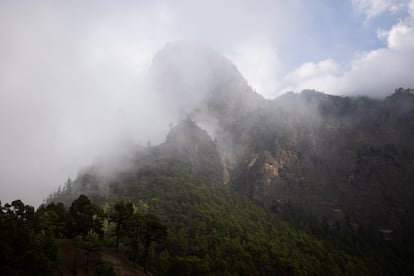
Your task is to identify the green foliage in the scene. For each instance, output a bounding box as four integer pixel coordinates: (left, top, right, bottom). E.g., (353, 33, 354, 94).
(271, 201, 408, 275)
(73, 232, 103, 271)
(112, 173, 399, 275)
(0, 201, 61, 275)
(69, 194, 105, 238)
(127, 213, 145, 262)
(25, 172, 411, 275)
(36, 201, 70, 238)
(126, 212, 168, 271)
(76, 232, 103, 252)
(140, 213, 168, 272)
(109, 200, 134, 247)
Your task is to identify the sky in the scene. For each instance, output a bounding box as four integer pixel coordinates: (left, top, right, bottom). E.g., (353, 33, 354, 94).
(0, 0, 413, 206)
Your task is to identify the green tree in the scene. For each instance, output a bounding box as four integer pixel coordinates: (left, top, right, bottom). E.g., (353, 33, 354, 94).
(5, 199, 36, 226)
(0, 200, 61, 275)
(109, 200, 134, 248)
(36, 202, 70, 238)
(69, 194, 104, 237)
(126, 213, 167, 272)
(140, 213, 168, 272)
(73, 233, 103, 272)
(126, 213, 144, 264)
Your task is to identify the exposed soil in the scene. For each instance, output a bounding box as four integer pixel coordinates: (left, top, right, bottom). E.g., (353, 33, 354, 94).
(56, 239, 148, 275)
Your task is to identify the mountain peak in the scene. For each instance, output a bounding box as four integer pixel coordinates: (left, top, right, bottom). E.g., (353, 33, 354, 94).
(150, 41, 245, 93)
(149, 41, 265, 125)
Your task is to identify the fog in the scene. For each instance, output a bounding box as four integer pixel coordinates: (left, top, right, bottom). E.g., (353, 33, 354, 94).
(1, 0, 413, 206)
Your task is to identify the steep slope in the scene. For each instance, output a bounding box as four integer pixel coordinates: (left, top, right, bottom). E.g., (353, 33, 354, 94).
(50, 172, 406, 275)
(111, 173, 403, 275)
(229, 89, 414, 240)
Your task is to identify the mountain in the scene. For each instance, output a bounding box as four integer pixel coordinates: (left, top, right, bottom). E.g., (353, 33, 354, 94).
(148, 42, 414, 240)
(48, 43, 414, 274)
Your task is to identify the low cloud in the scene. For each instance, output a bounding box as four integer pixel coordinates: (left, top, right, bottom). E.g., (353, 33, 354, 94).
(0, 1, 178, 205)
(227, 36, 283, 98)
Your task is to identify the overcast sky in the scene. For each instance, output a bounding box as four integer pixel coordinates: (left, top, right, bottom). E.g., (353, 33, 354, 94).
(1, 0, 413, 206)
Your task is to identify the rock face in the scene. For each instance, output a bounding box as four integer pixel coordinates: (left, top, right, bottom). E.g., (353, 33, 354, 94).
(227, 89, 414, 239)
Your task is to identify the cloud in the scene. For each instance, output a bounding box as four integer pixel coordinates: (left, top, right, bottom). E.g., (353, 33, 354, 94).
(387, 21, 414, 48)
(0, 1, 179, 205)
(227, 36, 283, 98)
(352, 0, 408, 19)
(280, 59, 342, 94)
(275, 0, 414, 97)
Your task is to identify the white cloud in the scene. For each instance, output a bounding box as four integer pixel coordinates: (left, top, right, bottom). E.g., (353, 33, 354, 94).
(0, 1, 179, 205)
(278, 59, 342, 94)
(288, 59, 341, 81)
(387, 21, 414, 48)
(273, 0, 414, 97)
(352, 0, 408, 19)
(227, 36, 283, 98)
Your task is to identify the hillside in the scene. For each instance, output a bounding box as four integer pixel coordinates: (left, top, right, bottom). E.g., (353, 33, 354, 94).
(48, 171, 407, 275)
(47, 119, 413, 275)
(45, 43, 414, 274)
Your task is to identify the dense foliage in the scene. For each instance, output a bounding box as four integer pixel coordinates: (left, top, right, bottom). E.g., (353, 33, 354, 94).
(0, 195, 167, 275)
(103, 172, 407, 275)
(0, 200, 61, 275)
(5, 171, 411, 275)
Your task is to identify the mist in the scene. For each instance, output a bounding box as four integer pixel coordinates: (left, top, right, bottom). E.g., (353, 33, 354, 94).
(0, 1, 175, 205)
(1, 0, 413, 206)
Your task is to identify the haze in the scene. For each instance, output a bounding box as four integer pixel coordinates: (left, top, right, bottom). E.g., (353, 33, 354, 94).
(1, 0, 413, 206)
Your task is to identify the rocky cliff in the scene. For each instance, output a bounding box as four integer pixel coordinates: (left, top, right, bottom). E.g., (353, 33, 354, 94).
(229, 89, 414, 240)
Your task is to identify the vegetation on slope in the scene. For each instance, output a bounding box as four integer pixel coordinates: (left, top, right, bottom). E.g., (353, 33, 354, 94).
(101, 171, 407, 275)
(3, 169, 410, 275)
